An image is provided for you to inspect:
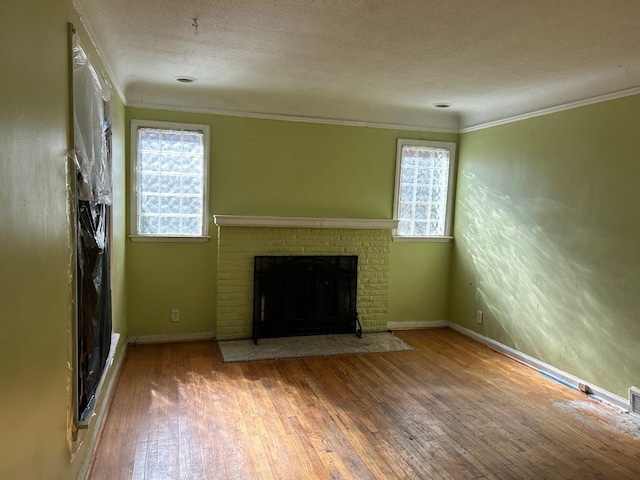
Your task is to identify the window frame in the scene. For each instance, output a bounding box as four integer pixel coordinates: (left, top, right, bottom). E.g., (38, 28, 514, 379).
(393, 138, 457, 242)
(129, 119, 211, 242)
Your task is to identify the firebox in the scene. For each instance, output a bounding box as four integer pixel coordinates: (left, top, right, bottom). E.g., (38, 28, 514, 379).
(252, 255, 360, 344)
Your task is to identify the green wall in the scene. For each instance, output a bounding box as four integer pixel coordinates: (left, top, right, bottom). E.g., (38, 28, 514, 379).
(0, 1, 127, 478)
(126, 107, 457, 335)
(450, 95, 640, 397)
(390, 242, 452, 323)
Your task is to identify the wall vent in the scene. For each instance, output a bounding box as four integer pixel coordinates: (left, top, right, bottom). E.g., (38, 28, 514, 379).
(630, 387, 640, 417)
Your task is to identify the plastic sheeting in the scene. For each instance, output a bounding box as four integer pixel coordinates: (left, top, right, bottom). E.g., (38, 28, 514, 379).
(70, 33, 113, 424)
(72, 34, 112, 205)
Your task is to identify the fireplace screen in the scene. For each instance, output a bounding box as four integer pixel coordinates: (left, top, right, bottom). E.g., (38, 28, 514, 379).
(253, 255, 359, 344)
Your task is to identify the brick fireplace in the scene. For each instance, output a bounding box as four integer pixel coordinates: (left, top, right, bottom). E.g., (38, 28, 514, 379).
(213, 216, 397, 340)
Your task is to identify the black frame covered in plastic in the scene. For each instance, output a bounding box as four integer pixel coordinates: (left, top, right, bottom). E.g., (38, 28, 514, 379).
(70, 28, 113, 426)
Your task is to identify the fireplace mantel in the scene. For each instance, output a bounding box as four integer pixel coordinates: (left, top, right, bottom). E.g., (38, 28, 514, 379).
(213, 215, 398, 230)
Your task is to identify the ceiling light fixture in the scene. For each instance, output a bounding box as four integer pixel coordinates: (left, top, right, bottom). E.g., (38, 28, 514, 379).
(176, 76, 196, 83)
(433, 103, 451, 108)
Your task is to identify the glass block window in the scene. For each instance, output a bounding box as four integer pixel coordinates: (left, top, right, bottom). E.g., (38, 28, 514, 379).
(131, 121, 209, 238)
(394, 139, 456, 238)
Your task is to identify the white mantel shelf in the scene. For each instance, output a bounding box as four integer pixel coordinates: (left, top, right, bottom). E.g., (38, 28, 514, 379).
(213, 215, 398, 230)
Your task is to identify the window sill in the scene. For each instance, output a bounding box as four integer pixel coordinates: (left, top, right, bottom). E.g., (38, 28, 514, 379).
(393, 235, 453, 243)
(129, 235, 211, 243)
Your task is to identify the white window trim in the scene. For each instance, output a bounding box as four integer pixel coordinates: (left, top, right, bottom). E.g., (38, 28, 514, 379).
(393, 138, 457, 241)
(129, 119, 211, 242)
(392, 235, 453, 243)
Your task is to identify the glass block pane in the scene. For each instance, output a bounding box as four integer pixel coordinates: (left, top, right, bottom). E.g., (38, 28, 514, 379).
(139, 194, 161, 214)
(415, 186, 429, 202)
(161, 133, 180, 152)
(181, 217, 201, 235)
(182, 176, 203, 195)
(160, 153, 182, 173)
(181, 196, 202, 214)
(417, 168, 429, 185)
(428, 205, 439, 220)
(139, 215, 158, 234)
(416, 157, 430, 169)
(426, 169, 435, 185)
(139, 152, 161, 172)
(400, 185, 414, 202)
(181, 154, 203, 174)
(415, 204, 428, 220)
(409, 157, 421, 167)
(401, 147, 419, 166)
(400, 166, 416, 183)
(139, 173, 162, 193)
(399, 203, 414, 220)
(414, 222, 428, 236)
(427, 222, 443, 236)
(139, 130, 160, 150)
(158, 216, 181, 235)
(182, 134, 203, 153)
(397, 220, 412, 236)
(159, 196, 180, 214)
(434, 154, 449, 169)
(161, 175, 182, 194)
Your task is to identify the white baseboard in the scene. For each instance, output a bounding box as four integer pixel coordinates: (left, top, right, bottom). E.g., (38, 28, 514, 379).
(387, 320, 448, 330)
(448, 323, 628, 411)
(126, 324, 629, 411)
(127, 331, 216, 344)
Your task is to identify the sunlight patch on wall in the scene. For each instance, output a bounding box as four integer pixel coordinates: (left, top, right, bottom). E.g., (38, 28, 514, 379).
(452, 169, 640, 393)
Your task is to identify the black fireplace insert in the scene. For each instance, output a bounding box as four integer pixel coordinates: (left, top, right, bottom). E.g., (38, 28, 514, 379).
(252, 255, 360, 344)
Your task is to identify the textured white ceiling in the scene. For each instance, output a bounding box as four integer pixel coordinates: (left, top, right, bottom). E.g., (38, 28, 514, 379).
(75, 0, 640, 131)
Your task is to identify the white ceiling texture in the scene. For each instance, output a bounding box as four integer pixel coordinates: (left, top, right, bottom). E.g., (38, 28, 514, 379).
(74, 0, 640, 132)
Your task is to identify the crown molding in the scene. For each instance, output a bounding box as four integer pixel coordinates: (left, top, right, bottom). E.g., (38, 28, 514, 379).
(69, 2, 640, 137)
(460, 86, 640, 133)
(127, 84, 640, 135)
(126, 100, 461, 134)
(72, 0, 126, 104)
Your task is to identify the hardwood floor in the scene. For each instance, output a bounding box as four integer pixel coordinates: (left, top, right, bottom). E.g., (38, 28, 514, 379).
(90, 329, 640, 479)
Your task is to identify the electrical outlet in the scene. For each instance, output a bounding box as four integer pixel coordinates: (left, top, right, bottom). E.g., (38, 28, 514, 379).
(476, 310, 483, 324)
(170, 308, 180, 322)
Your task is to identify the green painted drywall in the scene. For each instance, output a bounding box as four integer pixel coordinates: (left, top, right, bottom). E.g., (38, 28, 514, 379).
(389, 241, 452, 323)
(126, 241, 216, 336)
(450, 95, 640, 398)
(0, 2, 127, 478)
(126, 107, 458, 335)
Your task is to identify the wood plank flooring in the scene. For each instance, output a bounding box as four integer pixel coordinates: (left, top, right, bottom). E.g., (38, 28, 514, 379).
(90, 329, 640, 479)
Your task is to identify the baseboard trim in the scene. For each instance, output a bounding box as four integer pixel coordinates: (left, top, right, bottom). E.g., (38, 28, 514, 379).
(127, 324, 629, 410)
(448, 323, 628, 411)
(387, 320, 448, 330)
(78, 336, 127, 480)
(127, 331, 216, 344)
